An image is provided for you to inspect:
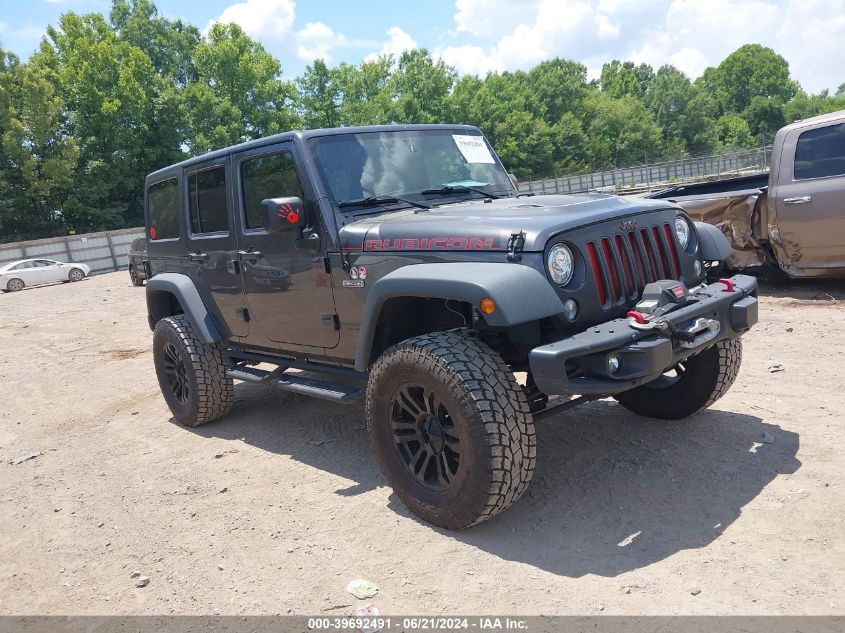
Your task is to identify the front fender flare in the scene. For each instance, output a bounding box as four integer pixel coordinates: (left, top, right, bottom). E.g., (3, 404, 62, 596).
(694, 221, 733, 262)
(354, 262, 563, 371)
(145, 273, 224, 344)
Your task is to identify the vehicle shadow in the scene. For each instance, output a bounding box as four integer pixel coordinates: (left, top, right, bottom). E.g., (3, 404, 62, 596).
(184, 386, 800, 578)
(740, 266, 845, 301)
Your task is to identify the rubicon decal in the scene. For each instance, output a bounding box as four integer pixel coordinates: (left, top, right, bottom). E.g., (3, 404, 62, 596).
(364, 237, 498, 251)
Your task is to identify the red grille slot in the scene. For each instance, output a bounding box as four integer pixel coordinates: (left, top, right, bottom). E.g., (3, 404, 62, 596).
(628, 231, 648, 285)
(614, 235, 634, 295)
(663, 223, 682, 279)
(640, 228, 659, 280)
(652, 226, 671, 278)
(600, 238, 621, 302)
(586, 242, 607, 306)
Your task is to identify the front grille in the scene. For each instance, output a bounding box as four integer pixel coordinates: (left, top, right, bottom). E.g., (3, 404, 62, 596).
(586, 222, 681, 309)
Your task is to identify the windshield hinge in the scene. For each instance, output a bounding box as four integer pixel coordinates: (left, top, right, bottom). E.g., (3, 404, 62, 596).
(506, 231, 526, 262)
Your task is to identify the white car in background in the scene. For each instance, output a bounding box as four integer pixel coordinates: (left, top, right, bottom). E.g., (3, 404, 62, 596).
(0, 259, 90, 292)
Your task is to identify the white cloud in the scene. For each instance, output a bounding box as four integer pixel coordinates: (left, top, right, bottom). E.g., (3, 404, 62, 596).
(364, 26, 417, 63)
(296, 21, 346, 62)
(205, 0, 296, 41)
(444, 0, 845, 92)
(436, 44, 506, 76)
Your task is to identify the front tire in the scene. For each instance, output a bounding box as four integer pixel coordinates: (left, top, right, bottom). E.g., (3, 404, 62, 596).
(366, 331, 536, 529)
(6, 278, 24, 292)
(68, 268, 85, 282)
(614, 338, 743, 419)
(153, 315, 233, 427)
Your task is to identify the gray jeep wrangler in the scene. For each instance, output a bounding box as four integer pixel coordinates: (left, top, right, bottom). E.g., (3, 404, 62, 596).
(144, 124, 758, 529)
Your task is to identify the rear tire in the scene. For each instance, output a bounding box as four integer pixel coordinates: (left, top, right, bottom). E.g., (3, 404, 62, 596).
(68, 268, 85, 282)
(366, 331, 535, 529)
(6, 278, 24, 292)
(614, 338, 743, 419)
(153, 315, 233, 427)
(129, 265, 143, 286)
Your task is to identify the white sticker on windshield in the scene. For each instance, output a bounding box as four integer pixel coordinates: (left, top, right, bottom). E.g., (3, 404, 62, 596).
(452, 134, 495, 164)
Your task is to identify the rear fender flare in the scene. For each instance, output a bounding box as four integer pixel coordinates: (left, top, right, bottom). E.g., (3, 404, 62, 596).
(354, 262, 563, 371)
(145, 273, 224, 344)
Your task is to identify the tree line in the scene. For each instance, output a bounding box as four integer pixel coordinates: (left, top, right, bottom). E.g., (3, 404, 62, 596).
(1, 0, 843, 243)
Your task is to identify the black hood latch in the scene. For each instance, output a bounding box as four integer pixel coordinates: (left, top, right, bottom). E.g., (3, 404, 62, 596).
(506, 231, 526, 262)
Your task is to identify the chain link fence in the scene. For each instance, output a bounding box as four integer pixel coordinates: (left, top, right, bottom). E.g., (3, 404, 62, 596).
(521, 146, 772, 196)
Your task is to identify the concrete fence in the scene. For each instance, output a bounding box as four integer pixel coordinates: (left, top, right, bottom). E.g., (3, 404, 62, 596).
(0, 227, 144, 274)
(522, 146, 773, 196)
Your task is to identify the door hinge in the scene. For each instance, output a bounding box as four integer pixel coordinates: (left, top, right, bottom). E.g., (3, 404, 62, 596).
(321, 314, 341, 330)
(322, 256, 331, 273)
(236, 307, 251, 323)
(507, 231, 526, 262)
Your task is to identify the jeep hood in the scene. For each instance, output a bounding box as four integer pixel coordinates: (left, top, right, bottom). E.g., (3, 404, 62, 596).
(338, 193, 679, 253)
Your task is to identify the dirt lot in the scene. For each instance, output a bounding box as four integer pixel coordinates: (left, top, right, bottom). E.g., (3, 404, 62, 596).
(1, 271, 843, 615)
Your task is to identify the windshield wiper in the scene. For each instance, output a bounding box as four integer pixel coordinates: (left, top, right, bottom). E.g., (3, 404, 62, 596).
(419, 185, 501, 199)
(337, 195, 431, 210)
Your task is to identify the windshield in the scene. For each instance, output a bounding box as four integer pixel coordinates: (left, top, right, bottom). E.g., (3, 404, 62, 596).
(310, 129, 513, 209)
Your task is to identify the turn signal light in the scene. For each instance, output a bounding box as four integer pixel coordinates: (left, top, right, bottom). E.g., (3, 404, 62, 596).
(479, 297, 496, 315)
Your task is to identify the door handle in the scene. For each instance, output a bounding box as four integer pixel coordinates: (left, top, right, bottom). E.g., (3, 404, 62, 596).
(784, 196, 812, 205)
(238, 250, 262, 262)
(187, 252, 208, 262)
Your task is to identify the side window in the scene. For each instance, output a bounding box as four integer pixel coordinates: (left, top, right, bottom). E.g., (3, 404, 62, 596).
(188, 166, 229, 234)
(241, 152, 304, 230)
(34, 260, 53, 267)
(13, 262, 34, 270)
(148, 178, 179, 240)
(794, 123, 845, 180)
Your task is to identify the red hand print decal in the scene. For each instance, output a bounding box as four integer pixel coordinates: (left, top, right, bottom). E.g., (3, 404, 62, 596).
(277, 203, 300, 224)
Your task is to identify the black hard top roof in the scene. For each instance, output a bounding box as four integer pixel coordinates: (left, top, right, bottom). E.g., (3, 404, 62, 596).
(145, 123, 481, 182)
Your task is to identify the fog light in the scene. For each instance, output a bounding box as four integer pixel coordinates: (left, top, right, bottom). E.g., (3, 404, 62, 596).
(562, 298, 578, 321)
(479, 297, 496, 315)
(694, 260, 703, 277)
(607, 354, 620, 374)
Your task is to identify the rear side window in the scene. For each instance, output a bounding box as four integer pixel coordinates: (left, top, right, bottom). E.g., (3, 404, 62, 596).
(188, 166, 229, 234)
(794, 123, 845, 180)
(241, 152, 304, 229)
(148, 178, 179, 240)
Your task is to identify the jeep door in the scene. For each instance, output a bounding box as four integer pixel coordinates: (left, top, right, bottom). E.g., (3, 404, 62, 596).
(775, 120, 845, 270)
(232, 142, 339, 350)
(182, 158, 249, 338)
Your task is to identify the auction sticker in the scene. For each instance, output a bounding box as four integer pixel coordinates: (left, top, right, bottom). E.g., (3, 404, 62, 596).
(452, 135, 495, 164)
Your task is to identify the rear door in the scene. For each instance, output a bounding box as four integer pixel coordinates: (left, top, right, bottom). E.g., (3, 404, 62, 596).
(183, 158, 249, 338)
(9, 261, 39, 286)
(232, 142, 339, 350)
(35, 260, 64, 284)
(776, 121, 845, 269)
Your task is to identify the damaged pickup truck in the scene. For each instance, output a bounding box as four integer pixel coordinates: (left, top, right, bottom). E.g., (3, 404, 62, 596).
(648, 110, 845, 278)
(144, 124, 758, 528)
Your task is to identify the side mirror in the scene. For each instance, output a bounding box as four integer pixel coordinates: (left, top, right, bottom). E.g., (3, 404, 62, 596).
(261, 197, 304, 234)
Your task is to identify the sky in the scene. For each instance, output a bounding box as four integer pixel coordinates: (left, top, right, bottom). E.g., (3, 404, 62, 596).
(0, 0, 843, 93)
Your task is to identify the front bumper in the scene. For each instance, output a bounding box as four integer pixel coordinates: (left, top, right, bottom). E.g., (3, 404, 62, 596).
(528, 274, 758, 396)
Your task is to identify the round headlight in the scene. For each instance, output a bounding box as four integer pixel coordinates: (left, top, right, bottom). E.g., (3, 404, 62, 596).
(548, 244, 574, 286)
(674, 216, 690, 249)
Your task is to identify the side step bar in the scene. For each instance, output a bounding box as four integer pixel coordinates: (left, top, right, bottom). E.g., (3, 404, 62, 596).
(227, 364, 364, 404)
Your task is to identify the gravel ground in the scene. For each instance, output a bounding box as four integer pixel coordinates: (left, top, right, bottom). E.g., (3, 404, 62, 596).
(0, 271, 843, 615)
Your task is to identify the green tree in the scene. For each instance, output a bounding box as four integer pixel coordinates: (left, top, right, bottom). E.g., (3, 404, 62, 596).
(600, 60, 654, 100)
(334, 58, 394, 126)
(715, 114, 754, 149)
(698, 44, 798, 113)
(388, 49, 456, 123)
(527, 58, 589, 122)
(187, 22, 297, 153)
(645, 65, 717, 154)
(110, 0, 200, 87)
(742, 96, 786, 143)
(1, 61, 80, 240)
(296, 59, 341, 129)
(584, 93, 663, 169)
